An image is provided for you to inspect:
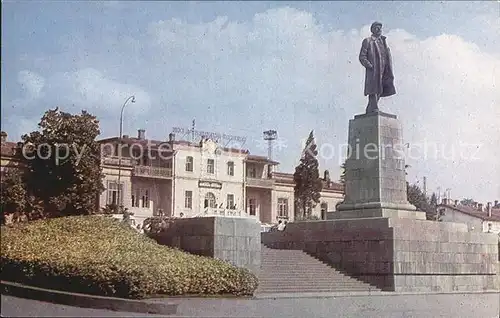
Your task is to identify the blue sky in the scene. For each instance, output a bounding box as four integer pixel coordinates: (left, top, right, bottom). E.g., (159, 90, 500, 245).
(2, 1, 500, 202)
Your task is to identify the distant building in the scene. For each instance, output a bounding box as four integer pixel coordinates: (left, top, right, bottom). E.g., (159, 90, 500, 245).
(0, 132, 22, 177)
(438, 198, 500, 234)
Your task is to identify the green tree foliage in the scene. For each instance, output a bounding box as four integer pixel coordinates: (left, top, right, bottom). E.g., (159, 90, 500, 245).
(0, 169, 26, 224)
(407, 183, 443, 221)
(0, 168, 44, 224)
(293, 130, 323, 219)
(18, 108, 104, 217)
(340, 160, 346, 186)
(430, 192, 438, 206)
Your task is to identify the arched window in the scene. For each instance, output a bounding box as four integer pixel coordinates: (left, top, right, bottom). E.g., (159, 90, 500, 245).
(204, 192, 217, 208)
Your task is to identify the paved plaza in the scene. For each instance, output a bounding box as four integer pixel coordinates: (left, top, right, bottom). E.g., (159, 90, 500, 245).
(2, 293, 499, 317)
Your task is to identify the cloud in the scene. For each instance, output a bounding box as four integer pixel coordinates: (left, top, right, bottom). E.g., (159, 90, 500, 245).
(4, 6, 500, 201)
(5, 68, 152, 138)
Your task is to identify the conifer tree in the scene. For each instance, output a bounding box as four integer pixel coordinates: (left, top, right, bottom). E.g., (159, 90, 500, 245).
(293, 130, 323, 219)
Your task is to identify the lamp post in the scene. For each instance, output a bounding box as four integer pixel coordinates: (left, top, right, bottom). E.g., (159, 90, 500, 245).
(117, 95, 136, 207)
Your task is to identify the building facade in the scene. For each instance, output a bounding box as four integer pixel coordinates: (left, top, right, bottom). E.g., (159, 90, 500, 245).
(98, 129, 344, 226)
(438, 199, 500, 234)
(0, 132, 21, 176)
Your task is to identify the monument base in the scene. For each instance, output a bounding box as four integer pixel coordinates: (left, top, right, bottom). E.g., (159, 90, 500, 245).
(334, 201, 424, 220)
(328, 208, 426, 220)
(261, 218, 499, 292)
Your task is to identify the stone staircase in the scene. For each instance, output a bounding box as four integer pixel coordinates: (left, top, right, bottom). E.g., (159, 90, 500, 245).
(256, 245, 380, 294)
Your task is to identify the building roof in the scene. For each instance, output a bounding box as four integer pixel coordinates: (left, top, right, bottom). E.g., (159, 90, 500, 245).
(245, 154, 279, 165)
(438, 204, 500, 222)
(98, 136, 250, 155)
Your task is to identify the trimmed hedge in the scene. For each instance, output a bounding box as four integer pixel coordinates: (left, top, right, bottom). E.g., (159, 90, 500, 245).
(1, 215, 258, 299)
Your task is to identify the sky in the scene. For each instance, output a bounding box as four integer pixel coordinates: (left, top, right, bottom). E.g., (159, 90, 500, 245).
(2, 1, 500, 203)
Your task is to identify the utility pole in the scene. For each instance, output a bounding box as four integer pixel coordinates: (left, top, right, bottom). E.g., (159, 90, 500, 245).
(117, 95, 135, 207)
(423, 176, 427, 196)
(263, 130, 277, 177)
(191, 119, 196, 143)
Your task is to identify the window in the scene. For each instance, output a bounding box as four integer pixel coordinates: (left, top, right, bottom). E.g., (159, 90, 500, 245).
(185, 156, 193, 172)
(321, 202, 328, 220)
(227, 161, 234, 176)
(131, 188, 141, 207)
(277, 198, 289, 218)
(185, 191, 193, 209)
(227, 194, 235, 209)
(204, 192, 217, 208)
(247, 165, 257, 178)
(141, 189, 150, 208)
(207, 159, 215, 174)
(248, 198, 256, 216)
(107, 182, 123, 205)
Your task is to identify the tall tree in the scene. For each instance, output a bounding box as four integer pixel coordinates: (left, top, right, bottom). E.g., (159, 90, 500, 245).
(429, 192, 438, 206)
(19, 108, 105, 217)
(293, 130, 323, 219)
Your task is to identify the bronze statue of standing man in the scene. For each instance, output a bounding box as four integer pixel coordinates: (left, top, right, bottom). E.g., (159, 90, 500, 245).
(359, 21, 396, 113)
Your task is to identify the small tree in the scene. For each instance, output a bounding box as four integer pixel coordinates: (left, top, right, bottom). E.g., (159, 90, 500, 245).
(293, 130, 323, 219)
(407, 183, 441, 221)
(19, 108, 105, 217)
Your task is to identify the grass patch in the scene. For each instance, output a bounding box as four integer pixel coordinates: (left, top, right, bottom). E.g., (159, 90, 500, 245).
(1, 215, 258, 299)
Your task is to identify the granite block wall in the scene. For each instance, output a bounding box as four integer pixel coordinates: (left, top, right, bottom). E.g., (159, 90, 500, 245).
(261, 218, 499, 291)
(151, 217, 261, 274)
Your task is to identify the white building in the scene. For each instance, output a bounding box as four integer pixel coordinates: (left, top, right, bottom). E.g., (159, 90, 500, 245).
(438, 199, 500, 234)
(98, 129, 344, 226)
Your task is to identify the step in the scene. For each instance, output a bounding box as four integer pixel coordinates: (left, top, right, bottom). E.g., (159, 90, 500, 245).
(259, 247, 382, 293)
(259, 270, 345, 275)
(256, 288, 374, 293)
(258, 278, 366, 282)
(257, 285, 372, 290)
(257, 281, 371, 286)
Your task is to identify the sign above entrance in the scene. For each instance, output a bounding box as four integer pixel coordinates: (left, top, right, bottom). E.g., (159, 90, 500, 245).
(198, 180, 223, 190)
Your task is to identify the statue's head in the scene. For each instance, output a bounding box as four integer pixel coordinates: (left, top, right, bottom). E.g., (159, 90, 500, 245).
(370, 21, 383, 36)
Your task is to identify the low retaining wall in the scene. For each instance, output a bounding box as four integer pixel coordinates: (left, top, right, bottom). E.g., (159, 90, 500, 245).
(262, 218, 499, 292)
(150, 217, 261, 274)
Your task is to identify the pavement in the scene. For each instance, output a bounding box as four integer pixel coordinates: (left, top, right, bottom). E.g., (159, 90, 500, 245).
(3, 292, 500, 317)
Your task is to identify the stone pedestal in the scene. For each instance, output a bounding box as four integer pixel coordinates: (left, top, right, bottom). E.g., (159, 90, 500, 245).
(149, 217, 261, 275)
(335, 111, 425, 220)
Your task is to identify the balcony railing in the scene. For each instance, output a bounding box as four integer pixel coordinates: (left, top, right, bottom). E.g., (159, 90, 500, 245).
(102, 156, 136, 167)
(133, 166, 172, 179)
(245, 177, 275, 188)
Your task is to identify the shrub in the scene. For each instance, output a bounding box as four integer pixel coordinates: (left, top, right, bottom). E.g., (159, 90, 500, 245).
(294, 214, 321, 222)
(1, 215, 258, 299)
(142, 216, 179, 235)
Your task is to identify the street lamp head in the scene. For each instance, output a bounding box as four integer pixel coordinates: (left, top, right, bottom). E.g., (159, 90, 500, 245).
(131, 96, 136, 103)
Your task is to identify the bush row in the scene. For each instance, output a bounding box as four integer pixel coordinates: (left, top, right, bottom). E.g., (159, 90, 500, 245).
(1, 215, 258, 299)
